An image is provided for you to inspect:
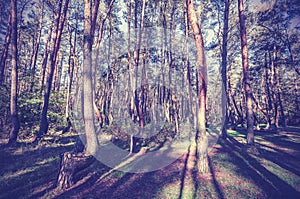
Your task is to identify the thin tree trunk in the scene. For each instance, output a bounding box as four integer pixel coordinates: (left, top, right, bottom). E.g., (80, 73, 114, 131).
(130, 0, 146, 154)
(285, 29, 299, 111)
(53, 52, 60, 92)
(92, 0, 115, 127)
(238, 0, 254, 145)
(251, 93, 270, 128)
(264, 53, 272, 129)
(94, 0, 110, 127)
(136, 0, 146, 128)
(270, 45, 279, 128)
(227, 66, 243, 128)
(54, 53, 63, 92)
(125, 0, 135, 154)
(184, 1, 195, 131)
(8, 0, 20, 144)
(276, 65, 286, 127)
(29, 1, 44, 92)
(64, 26, 77, 134)
(221, 0, 230, 139)
(187, 0, 209, 173)
(90, 0, 100, 128)
(39, 23, 53, 95)
(0, 16, 11, 86)
(39, 0, 69, 136)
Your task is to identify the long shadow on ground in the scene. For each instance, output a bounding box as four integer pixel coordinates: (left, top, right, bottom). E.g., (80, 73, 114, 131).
(1, 128, 300, 199)
(219, 136, 300, 198)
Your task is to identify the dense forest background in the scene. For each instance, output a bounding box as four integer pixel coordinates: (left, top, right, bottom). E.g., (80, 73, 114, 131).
(0, 0, 299, 198)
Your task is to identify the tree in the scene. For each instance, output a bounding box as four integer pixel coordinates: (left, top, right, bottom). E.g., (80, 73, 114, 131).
(187, 0, 209, 173)
(63, 21, 78, 134)
(83, 0, 99, 155)
(221, 0, 230, 139)
(8, 0, 20, 144)
(237, 0, 254, 145)
(57, 0, 101, 189)
(38, 0, 70, 137)
(29, 1, 44, 92)
(39, 21, 53, 95)
(0, 15, 11, 86)
(252, 0, 299, 127)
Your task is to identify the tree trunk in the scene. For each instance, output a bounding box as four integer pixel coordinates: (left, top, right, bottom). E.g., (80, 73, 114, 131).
(0, 16, 11, 86)
(221, 0, 230, 139)
(285, 29, 299, 112)
(57, 0, 102, 186)
(264, 53, 272, 129)
(29, 1, 44, 92)
(38, 0, 69, 137)
(64, 25, 77, 134)
(184, 1, 194, 128)
(129, 0, 146, 154)
(269, 45, 279, 128)
(276, 66, 286, 127)
(238, 0, 254, 145)
(39, 23, 53, 95)
(187, 0, 209, 173)
(252, 93, 270, 128)
(54, 54, 63, 92)
(8, 0, 20, 144)
(83, 0, 99, 155)
(227, 66, 243, 128)
(126, 0, 136, 154)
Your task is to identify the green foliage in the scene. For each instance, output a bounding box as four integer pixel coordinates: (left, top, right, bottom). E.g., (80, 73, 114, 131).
(18, 91, 66, 136)
(18, 92, 42, 129)
(47, 91, 66, 127)
(0, 86, 10, 135)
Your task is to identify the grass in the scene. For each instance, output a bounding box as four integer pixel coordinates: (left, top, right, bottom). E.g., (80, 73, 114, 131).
(0, 126, 300, 198)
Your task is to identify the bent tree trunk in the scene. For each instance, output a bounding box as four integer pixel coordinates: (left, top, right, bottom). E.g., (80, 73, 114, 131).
(57, 0, 101, 189)
(187, 0, 209, 173)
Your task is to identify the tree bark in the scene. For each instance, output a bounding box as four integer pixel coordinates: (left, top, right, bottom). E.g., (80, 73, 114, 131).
(187, 0, 209, 173)
(63, 25, 77, 134)
(184, 1, 195, 128)
(0, 16, 11, 86)
(83, 0, 99, 155)
(39, 23, 53, 95)
(269, 45, 279, 128)
(221, 0, 230, 139)
(57, 152, 94, 189)
(285, 30, 299, 111)
(264, 53, 272, 129)
(237, 0, 254, 145)
(38, 0, 69, 137)
(8, 0, 20, 144)
(29, 1, 44, 92)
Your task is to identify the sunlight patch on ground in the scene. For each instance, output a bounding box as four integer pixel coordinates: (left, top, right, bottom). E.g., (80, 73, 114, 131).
(262, 158, 300, 192)
(156, 181, 193, 199)
(0, 166, 39, 180)
(13, 144, 39, 155)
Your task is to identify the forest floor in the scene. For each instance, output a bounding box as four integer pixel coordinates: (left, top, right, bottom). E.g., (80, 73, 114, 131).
(0, 126, 300, 199)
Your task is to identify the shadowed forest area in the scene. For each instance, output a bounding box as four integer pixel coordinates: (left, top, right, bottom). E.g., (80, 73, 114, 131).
(0, 0, 300, 198)
(1, 127, 300, 198)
